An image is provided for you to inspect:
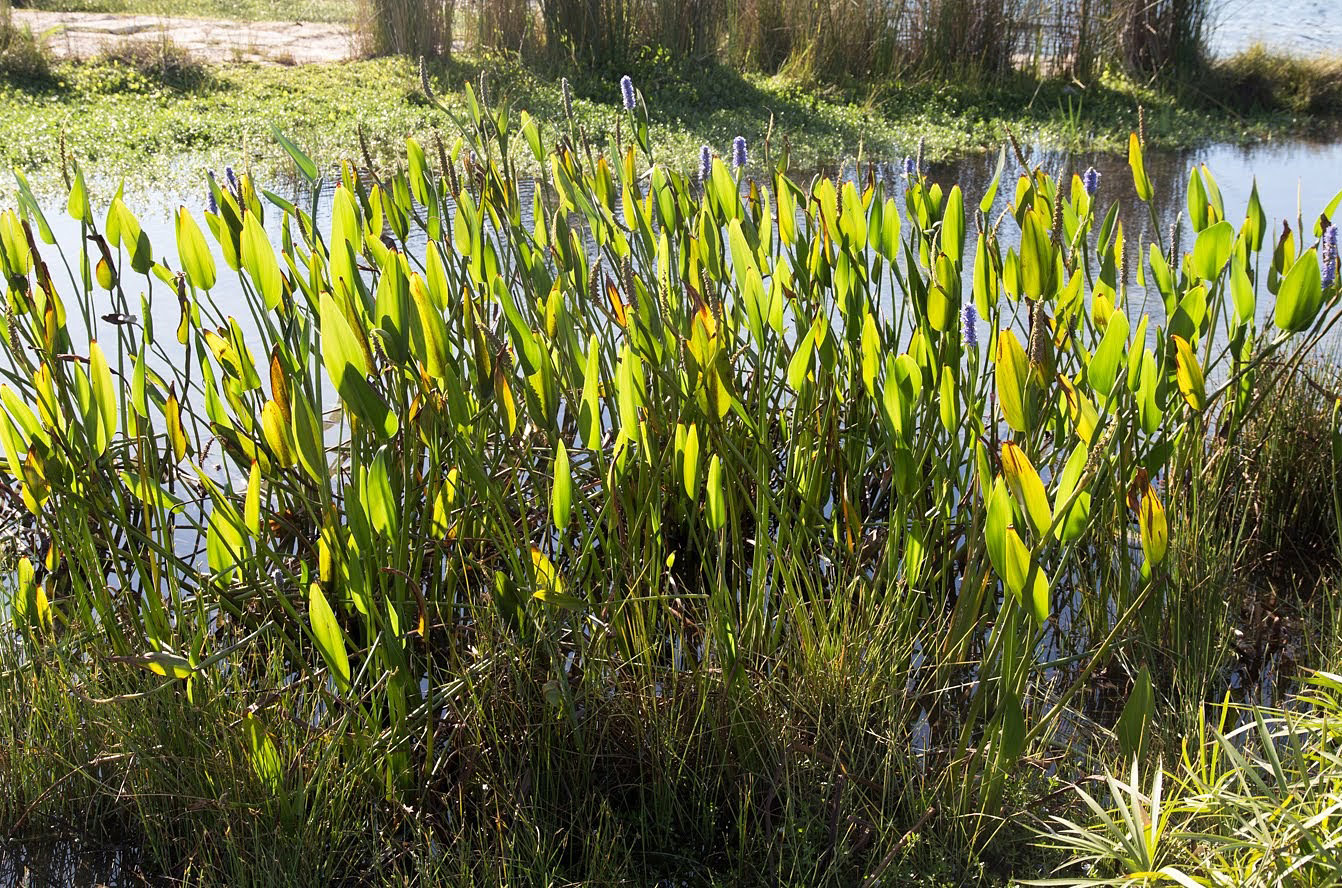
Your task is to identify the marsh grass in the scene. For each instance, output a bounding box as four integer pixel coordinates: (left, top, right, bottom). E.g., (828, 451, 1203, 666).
(93, 33, 208, 86)
(1211, 45, 1342, 117)
(0, 0, 52, 83)
(357, 0, 452, 58)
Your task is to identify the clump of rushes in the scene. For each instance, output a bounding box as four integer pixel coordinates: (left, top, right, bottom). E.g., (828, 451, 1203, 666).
(0, 79, 1338, 884)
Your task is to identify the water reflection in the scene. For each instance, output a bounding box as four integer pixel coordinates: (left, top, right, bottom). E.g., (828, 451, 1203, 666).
(0, 842, 153, 887)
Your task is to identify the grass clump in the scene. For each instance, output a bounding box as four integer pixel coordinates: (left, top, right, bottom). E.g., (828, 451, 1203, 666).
(0, 0, 52, 83)
(1037, 672, 1342, 886)
(92, 34, 208, 86)
(1211, 45, 1342, 117)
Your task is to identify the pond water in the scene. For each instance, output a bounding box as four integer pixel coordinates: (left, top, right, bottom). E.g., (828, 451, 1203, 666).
(16, 134, 1337, 391)
(0, 841, 151, 887)
(1210, 0, 1342, 57)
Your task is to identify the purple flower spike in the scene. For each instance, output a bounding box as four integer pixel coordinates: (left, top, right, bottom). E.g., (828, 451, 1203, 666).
(903, 156, 916, 179)
(1083, 167, 1100, 197)
(1323, 224, 1338, 289)
(699, 144, 713, 183)
(732, 136, 747, 171)
(962, 302, 978, 349)
(620, 75, 635, 112)
(207, 171, 218, 214)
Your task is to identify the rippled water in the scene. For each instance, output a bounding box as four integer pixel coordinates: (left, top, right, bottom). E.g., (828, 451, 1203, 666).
(1210, 0, 1342, 57)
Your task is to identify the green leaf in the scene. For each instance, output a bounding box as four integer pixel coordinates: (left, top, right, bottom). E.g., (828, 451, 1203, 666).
(175, 207, 216, 291)
(1139, 486, 1168, 568)
(706, 454, 725, 530)
(578, 335, 603, 450)
(1115, 665, 1154, 761)
(683, 422, 700, 499)
(88, 340, 116, 453)
(241, 211, 283, 311)
(245, 460, 261, 537)
(1128, 132, 1152, 202)
(309, 583, 351, 692)
(243, 713, 283, 793)
(942, 185, 965, 264)
(292, 391, 326, 483)
(995, 330, 1030, 433)
(1274, 248, 1324, 333)
(67, 166, 90, 223)
(320, 292, 398, 438)
(1191, 220, 1233, 280)
(979, 145, 1006, 214)
(1172, 334, 1206, 410)
(1053, 443, 1092, 542)
(786, 323, 816, 392)
(984, 477, 1012, 585)
(272, 127, 319, 182)
(1088, 310, 1129, 400)
(552, 440, 572, 532)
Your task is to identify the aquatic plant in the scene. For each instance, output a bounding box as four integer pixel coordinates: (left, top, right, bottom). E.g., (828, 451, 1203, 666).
(0, 77, 1338, 881)
(1083, 166, 1100, 196)
(698, 142, 712, 182)
(731, 134, 746, 169)
(620, 74, 635, 111)
(1324, 223, 1338, 289)
(962, 302, 978, 349)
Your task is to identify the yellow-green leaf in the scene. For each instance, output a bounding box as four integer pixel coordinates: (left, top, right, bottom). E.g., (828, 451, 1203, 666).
(309, 582, 351, 692)
(1001, 441, 1051, 539)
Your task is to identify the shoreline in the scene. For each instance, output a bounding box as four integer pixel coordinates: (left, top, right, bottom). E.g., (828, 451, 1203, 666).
(0, 51, 1339, 206)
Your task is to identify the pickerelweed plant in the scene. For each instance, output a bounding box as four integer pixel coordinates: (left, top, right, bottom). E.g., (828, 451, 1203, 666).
(0, 78, 1340, 873)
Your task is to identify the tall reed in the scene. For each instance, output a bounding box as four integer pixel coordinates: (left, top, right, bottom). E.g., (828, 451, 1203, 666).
(358, 0, 454, 58)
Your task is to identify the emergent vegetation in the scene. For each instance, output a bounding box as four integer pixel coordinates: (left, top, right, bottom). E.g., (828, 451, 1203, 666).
(0, 73, 1340, 884)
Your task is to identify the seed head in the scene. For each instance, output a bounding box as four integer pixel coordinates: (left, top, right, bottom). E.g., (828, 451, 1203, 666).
(561, 77, 574, 125)
(732, 136, 747, 171)
(620, 75, 636, 112)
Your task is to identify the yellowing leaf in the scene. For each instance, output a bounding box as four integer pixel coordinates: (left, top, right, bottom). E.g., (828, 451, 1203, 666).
(995, 330, 1030, 433)
(1001, 441, 1051, 539)
(1139, 486, 1169, 569)
(1172, 334, 1206, 410)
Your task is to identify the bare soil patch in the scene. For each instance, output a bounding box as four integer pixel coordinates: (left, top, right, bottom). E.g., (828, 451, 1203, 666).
(12, 8, 355, 65)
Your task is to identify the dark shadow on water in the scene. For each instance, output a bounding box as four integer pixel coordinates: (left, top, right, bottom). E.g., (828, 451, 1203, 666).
(0, 841, 157, 887)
